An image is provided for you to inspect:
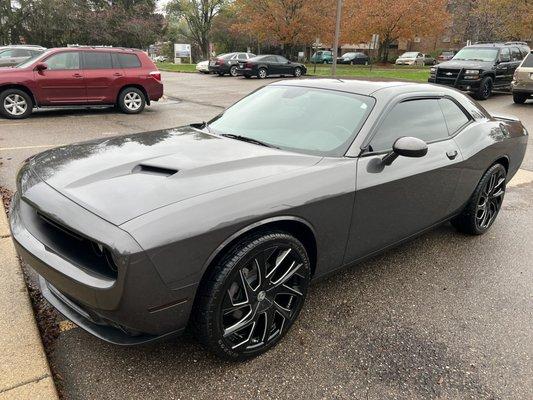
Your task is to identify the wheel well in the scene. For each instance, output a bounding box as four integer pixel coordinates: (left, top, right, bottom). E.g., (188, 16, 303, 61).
(0, 84, 36, 107)
(493, 156, 509, 172)
(201, 220, 318, 286)
(117, 84, 149, 105)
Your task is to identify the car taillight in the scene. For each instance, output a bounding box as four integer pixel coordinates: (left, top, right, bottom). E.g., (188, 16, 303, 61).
(149, 71, 161, 81)
(215, 58, 224, 65)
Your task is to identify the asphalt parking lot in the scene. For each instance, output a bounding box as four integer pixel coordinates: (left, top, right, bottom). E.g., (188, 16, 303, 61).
(1, 72, 532, 400)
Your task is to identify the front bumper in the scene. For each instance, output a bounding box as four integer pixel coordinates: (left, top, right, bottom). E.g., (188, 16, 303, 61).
(428, 75, 482, 91)
(10, 177, 195, 344)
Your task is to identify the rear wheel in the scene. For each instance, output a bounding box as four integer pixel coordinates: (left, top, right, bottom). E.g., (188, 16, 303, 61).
(118, 87, 145, 114)
(229, 66, 238, 77)
(473, 76, 493, 100)
(513, 93, 528, 104)
(451, 163, 506, 235)
(258, 68, 267, 79)
(0, 89, 33, 119)
(192, 231, 311, 360)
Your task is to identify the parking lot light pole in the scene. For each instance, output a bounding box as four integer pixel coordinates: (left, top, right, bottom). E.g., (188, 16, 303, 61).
(332, 0, 343, 77)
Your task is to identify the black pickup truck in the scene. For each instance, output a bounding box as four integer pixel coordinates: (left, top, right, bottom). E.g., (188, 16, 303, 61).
(428, 42, 530, 100)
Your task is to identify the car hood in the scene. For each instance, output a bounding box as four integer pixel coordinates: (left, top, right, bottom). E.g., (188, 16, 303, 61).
(436, 60, 494, 69)
(28, 127, 321, 225)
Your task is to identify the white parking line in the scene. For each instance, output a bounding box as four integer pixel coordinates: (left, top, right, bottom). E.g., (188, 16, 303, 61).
(508, 168, 533, 187)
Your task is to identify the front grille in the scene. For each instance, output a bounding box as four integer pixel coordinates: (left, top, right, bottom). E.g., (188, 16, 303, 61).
(436, 68, 462, 85)
(35, 212, 118, 280)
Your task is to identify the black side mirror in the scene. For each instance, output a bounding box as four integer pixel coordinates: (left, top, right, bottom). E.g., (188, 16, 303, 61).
(382, 136, 428, 166)
(34, 62, 48, 71)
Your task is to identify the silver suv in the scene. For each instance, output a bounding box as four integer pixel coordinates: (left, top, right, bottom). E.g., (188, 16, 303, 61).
(512, 50, 533, 104)
(0, 45, 46, 67)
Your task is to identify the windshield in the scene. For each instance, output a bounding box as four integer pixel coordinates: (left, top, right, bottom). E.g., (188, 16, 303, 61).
(453, 47, 498, 62)
(15, 49, 49, 68)
(401, 52, 418, 58)
(208, 85, 375, 157)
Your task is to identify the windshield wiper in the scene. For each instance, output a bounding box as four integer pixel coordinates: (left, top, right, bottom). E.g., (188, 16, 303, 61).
(220, 133, 279, 149)
(190, 121, 213, 133)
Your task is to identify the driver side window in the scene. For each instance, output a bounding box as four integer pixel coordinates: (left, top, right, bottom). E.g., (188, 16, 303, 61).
(45, 52, 80, 70)
(370, 99, 449, 152)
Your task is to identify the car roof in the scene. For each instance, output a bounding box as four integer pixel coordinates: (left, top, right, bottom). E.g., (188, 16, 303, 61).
(46, 47, 144, 53)
(0, 45, 46, 50)
(269, 79, 472, 99)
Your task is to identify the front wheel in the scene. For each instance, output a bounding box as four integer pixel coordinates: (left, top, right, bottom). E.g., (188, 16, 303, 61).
(294, 67, 302, 77)
(0, 89, 33, 119)
(191, 231, 311, 360)
(513, 93, 528, 104)
(229, 66, 238, 77)
(451, 163, 507, 235)
(473, 76, 493, 100)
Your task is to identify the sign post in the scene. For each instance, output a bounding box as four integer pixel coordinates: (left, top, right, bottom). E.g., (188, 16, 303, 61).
(174, 43, 192, 64)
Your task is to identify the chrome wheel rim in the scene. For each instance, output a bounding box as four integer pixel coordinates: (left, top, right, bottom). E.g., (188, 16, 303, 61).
(259, 69, 267, 79)
(124, 92, 142, 111)
(230, 66, 237, 76)
(4, 94, 27, 116)
(220, 245, 307, 351)
(295, 68, 301, 77)
(476, 169, 505, 229)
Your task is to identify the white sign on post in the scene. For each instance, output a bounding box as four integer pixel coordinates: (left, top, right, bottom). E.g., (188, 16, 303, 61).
(174, 44, 192, 64)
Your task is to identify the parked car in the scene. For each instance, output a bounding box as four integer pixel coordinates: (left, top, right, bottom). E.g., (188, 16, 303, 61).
(196, 60, 210, 74)
(0, 45, 46, 67)
(511, 50, 533, 104)
(338, 52, 369, 65)
(10, 79, 527, 360)
(310, 50, 333, 64)
(429, 42, 531, 100)
(0, 47, 163, 119)
(208, 52, 256, 77)
(395, 52, 433, 66)
(437, 50, 456, 63)
(236, 55, 306, 79)
(152, 55, 167, 62)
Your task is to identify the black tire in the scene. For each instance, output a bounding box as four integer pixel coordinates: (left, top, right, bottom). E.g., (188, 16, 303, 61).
(0, 89, 33, 119)
(257, 68, 267, 79)
(473, 76, 493, 100)
(451, 163, 507, 235)
(229, 66, 238, 77)
(294, 67, 302, 77)
(117, 87, 146, 114)
(513, 93, 528, 104)
(191, 231, 311, 361)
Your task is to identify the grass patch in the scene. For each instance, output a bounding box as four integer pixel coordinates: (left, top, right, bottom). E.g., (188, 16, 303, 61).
(305, 64, 430, 82)
(156, 62, 431, 82)
(156, 62, 197, 73)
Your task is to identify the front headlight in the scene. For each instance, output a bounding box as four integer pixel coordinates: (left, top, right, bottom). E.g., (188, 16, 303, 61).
(430, 67, 436, 73)
(465, 69, 480, 75)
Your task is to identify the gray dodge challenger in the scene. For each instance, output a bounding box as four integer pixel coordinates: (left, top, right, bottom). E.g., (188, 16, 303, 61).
(10, 79, 528, 360)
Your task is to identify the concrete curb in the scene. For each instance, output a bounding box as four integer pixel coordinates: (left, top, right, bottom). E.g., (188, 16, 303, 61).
(0, 201, 59, 399)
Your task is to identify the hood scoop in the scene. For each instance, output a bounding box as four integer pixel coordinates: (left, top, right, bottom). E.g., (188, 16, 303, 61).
(133, 164, 178, 177)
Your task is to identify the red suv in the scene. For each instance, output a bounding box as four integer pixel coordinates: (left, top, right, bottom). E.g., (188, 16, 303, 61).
(0, 47, 163, 119)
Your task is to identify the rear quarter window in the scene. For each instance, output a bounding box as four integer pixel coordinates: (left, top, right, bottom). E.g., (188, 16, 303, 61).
(521, 53, 533, 68)
(116, 53, 141, 68)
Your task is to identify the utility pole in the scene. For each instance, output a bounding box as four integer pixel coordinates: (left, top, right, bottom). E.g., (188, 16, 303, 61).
(331, 0, 343, 77)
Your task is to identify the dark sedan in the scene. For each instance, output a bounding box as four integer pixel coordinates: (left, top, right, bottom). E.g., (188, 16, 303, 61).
(208, 52, 256, 77)
(338, 52, 369, 65)
(236, 55, 306, 78)
(10, 80, 527, 361)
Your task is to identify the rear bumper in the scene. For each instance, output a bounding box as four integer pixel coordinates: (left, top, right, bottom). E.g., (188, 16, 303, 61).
(9, 176, 195, 343)
(236, 67, 254, 76)
(511, 80, 533, 94)
(208, 64, 230, 74)
(148, 81, 164, 102)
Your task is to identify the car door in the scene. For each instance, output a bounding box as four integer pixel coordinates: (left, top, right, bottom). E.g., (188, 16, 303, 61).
(34, 51, 86, 105)
(344, 96, 464, 263)
(276, 56, 292, 74)
(495, 48, 512, 86)
(82, 51, 124, 104)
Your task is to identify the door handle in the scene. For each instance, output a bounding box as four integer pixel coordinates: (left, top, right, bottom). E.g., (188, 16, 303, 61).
(446, 150, 458, 160)
(113, 73, 123, 77)
(73, 73, 82, 78)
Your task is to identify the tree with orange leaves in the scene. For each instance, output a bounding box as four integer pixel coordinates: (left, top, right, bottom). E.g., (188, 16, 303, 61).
(342, 0, 449, 62)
